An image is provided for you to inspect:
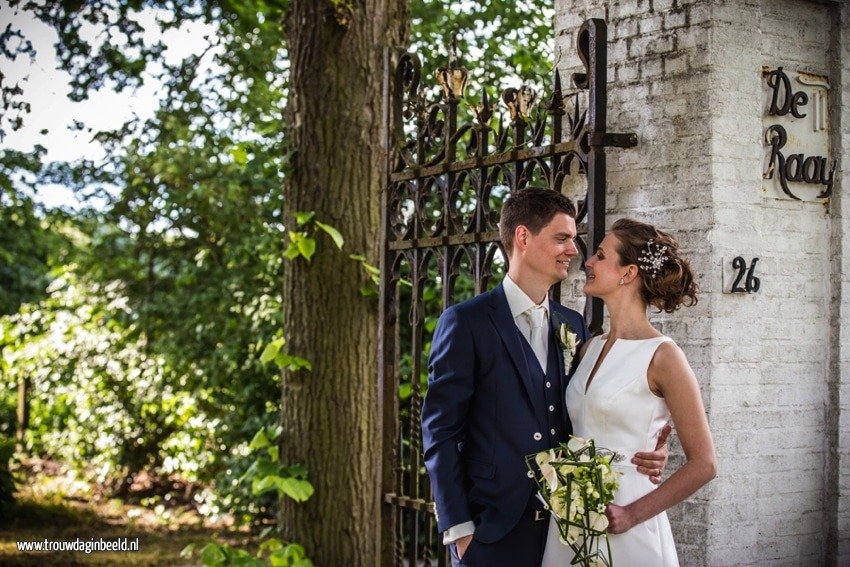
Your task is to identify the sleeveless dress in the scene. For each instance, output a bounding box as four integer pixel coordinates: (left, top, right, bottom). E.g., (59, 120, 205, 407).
(541, 335, 680, 567)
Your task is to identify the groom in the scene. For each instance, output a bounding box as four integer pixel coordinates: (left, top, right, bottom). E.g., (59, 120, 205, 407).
(422, 188, 670, 566)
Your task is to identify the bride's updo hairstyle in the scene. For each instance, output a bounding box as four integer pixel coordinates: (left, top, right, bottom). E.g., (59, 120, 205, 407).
(611, 218, 698, 313)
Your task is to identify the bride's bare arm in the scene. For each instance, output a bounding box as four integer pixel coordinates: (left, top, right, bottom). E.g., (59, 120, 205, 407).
(605, 341, 716, 534)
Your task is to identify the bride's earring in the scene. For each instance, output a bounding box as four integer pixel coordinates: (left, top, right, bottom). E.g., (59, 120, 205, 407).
(618, 277, 624, 286)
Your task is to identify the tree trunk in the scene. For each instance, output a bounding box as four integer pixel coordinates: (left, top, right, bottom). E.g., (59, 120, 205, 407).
(281, 1, 407, 564)
(16, 376, 28, 446)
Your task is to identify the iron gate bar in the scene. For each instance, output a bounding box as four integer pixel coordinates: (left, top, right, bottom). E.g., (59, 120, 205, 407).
(389, 141, 583, 181)
(378, 19, 635, 567)
(582, 18, 610, 335)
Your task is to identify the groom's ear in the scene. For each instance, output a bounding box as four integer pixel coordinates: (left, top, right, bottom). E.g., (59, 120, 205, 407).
(515, 225, 529, 250)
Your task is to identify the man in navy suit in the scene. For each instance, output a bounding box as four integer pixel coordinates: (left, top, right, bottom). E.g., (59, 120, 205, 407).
(422, 188, 669, 566)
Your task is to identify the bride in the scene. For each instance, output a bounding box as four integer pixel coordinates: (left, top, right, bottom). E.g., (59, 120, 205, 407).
(542, 218, 717, 567)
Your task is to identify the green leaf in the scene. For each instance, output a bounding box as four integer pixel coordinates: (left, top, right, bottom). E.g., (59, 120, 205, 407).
(296, 236, 316, 260)
(200, 543, 227, 566)
(293, 211, 314, 225)
(282, 464, 308, 478)
(269, 543, 313, 567)
(252, 459, 281, 479)
(252, 474, 279, 496)
(260, 538, 283, 553)
(275, 353, 312, 371)
(248, 428, 270, 451)
(268, 424, 283, 440)
(315, 221, 344, 249)
(259, 338, 285, 364)
(276, 476, 314, 502)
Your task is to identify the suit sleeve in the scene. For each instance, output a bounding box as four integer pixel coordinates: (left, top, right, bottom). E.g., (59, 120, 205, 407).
(421, 305, 476, 533)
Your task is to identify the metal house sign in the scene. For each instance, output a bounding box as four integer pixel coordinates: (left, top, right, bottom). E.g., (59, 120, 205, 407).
(763, 66, 835, 201)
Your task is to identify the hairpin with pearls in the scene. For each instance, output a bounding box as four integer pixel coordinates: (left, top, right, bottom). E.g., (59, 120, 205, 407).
(637, 240, 669, 278)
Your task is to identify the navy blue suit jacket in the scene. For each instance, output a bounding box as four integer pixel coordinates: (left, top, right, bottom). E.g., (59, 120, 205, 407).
(422, 283, 589, 544)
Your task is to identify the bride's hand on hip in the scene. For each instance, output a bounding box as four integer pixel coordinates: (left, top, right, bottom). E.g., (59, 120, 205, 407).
(605, 503, 636, 534)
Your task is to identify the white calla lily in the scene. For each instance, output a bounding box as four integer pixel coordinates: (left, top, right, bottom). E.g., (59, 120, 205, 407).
(589, 510, 609, 532)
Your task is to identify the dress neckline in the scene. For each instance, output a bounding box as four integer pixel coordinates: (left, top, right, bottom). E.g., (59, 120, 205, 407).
(584, 335, 667, 394)
(584, 338, 614, 394)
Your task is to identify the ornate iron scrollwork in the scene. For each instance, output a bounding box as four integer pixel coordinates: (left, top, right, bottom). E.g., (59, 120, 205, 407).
(378, 18, 637, 566)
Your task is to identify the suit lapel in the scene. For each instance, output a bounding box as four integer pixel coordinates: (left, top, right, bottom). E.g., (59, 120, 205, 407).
(488, 284, 546, 421)
(549, 310, 566, 383)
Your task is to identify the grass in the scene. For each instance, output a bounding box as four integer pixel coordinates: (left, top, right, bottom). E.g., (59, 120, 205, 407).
(0, 460, 260, 566)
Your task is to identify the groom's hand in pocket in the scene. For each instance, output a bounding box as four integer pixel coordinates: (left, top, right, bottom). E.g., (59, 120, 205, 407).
(455, 534, 473, 559)
(632, 423, 672, 484)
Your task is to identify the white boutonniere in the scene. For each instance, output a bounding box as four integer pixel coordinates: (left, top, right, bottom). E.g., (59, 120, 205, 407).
(556, 323, 577, 372)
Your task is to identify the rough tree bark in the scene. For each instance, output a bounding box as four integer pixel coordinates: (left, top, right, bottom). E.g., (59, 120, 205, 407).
(281, 0, 408, 564)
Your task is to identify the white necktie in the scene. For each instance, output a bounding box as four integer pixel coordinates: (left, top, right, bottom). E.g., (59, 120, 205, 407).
(527, 306, 548, 370)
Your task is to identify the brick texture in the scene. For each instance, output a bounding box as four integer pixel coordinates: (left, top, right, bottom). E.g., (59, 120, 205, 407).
(554, 0, 849, 564)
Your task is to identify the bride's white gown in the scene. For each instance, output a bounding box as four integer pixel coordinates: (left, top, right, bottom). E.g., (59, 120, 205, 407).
(541, 335, 680, 567)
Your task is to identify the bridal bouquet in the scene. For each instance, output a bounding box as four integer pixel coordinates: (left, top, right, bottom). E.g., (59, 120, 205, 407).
(526, 436, 621, 567)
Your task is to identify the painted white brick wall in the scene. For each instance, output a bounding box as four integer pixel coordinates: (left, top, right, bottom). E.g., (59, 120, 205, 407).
(555, 0, 849, 565)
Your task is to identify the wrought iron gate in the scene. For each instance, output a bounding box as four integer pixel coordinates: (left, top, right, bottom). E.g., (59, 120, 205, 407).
(377, 19, 636, 566)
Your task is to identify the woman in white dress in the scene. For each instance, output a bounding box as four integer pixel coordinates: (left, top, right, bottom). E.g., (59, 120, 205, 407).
(542, 218, 717, 567)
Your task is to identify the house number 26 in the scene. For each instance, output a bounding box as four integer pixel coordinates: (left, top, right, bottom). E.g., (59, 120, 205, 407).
(731, 256, 760, 293)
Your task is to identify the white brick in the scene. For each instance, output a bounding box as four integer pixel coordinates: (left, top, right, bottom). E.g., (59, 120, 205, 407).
(615, 18, 638, 40)
(639, 15, 663, 35)
(664, 9, 687, 30)
(664, 53, 688, 75)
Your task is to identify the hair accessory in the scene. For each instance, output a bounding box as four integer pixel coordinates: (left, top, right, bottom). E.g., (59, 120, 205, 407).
(637, 239, 669, 278)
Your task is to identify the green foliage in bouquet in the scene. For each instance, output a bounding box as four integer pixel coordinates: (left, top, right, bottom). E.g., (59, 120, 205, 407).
(527, 436, 621, 567)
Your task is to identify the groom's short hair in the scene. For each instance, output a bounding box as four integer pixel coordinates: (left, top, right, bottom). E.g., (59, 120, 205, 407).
(499, 187, 576, 253)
